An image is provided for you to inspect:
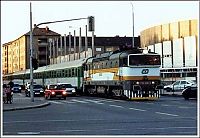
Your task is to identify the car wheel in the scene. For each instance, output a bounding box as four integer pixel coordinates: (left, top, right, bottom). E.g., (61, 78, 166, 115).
(166, 88, 172, 92)
(184, 97, 189, 100)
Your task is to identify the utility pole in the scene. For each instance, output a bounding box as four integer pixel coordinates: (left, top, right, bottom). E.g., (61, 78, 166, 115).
(29, 2, 34, 102)
(130, 2, 134, 48)
(29, 5, 93, 99)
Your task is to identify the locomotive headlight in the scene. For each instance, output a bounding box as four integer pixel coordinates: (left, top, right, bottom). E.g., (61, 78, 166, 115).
(51, 91, 55, 95)
(136, 81, 139, 85)
(152, 81, 155, 84)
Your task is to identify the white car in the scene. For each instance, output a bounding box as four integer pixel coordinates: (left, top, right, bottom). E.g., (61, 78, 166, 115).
(164, 80, 196, 92)
(56, 83, 77, 96)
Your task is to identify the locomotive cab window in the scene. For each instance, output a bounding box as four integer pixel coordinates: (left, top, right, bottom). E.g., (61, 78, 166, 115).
(128, 55, 161, 66)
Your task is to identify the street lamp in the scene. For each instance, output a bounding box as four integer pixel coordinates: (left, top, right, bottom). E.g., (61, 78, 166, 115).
(30, 2, 34, 102)
(130, 2, 134, 48)
(29, 3, 94, 102)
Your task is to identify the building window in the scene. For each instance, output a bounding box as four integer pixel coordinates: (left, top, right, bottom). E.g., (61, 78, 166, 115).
(96, 48, 102, 52)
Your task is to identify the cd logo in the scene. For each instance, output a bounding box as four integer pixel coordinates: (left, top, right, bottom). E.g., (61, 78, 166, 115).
(142, 69, 149, 74)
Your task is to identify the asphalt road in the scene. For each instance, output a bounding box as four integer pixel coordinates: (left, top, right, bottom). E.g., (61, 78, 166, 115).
(3, 95, 197, 136)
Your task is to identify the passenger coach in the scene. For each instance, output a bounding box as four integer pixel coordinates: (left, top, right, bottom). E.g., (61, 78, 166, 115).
(3, 48, 163, 100)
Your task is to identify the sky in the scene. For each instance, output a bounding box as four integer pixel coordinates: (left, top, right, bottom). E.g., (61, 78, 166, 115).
(1, 1, 199, 45)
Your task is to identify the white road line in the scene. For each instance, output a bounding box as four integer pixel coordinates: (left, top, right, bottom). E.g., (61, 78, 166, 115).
(17, 132, 41, 135)
(92, 98, 124, 103)
(145, 103, 154, 105)
(61, 101, 76, 104)
(129, 107, 146, 112)
(155, 112, 179, 117)
(71, 99, 88, 103)
(161, 104, 171, 106)
(4, 119, 105, 124)
(49, 101, 64, 104)
(84, 99, 104, 104)
(109, 104, 124, 108)
(178, 106, 195, 109)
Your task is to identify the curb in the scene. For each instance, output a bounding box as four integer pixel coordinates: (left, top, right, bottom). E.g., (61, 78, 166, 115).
(3, 102, 51, 112)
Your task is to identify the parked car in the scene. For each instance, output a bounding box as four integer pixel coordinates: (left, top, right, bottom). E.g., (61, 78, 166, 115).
(182, 84, 197, 100)
(57, 83, 77, 96)
(25, 84, 44, 97)
(164, 80, 196, 92)
(44, 84, 68, 100)
(11, 83, 21, 93)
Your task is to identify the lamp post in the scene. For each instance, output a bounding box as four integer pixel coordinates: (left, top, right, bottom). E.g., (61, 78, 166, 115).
(29, 3, 93, 102)
(130, 2, 134, 48)
(30, 2, 34, 102)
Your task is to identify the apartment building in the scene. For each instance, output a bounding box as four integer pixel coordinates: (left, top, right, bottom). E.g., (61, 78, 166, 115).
(2, 26, 60, 75)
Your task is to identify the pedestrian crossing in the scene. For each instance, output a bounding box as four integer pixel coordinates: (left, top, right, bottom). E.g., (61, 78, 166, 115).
(48, 98, 124, 105)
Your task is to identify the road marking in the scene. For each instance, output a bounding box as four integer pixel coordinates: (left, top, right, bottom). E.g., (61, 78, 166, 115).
(17, 132, 40, 135)
(71, 99, 88, 103)
(161, 104, 171, 106)
(129, 107, 146, 112)
(84, 99, 104, 104)
(178, 106, 195, 109)
(62, 101, 76, 104)
(145, 102, 154, 105)
(155, 112, 179, 117)
(109, 104, 124, 108)
(4, 119, 105, 124)
(49, 101, 64, 104)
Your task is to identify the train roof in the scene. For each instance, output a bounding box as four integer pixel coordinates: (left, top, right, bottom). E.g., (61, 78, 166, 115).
(86, 48, 159, 63)
(11, 58, 86, 76)
(44, 58, 86, 72)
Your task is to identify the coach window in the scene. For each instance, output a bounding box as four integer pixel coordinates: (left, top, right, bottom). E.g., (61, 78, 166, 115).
(76, 68, 78, 77)
(45, 71, 49, 78)
(110, 61, 112, 68)
(115, 61, 118, 67)
(57, 70, 61, 78)
(50, 71, 52, 78)
(53, 71, 56, 78)
(65, 69, 68, 77)
(62, 69, 65, 77)
(33, 73, 36, 79)
(122, 58, 128, 66)
(69, 69, 71, 77)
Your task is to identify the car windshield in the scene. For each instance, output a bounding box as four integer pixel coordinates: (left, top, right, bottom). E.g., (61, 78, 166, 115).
(49, 85, 57, 89)
(57, 84, 73, 89)
(13, 84, 20, 87)
(33, 85, 43, 89)
(188, 80, 196, 84)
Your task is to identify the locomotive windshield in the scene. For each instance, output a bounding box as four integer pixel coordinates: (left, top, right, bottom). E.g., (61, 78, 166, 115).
(129, 55, 161, 66)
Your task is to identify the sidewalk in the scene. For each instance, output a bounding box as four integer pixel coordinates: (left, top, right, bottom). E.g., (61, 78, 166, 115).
(3, 93, 50, 112)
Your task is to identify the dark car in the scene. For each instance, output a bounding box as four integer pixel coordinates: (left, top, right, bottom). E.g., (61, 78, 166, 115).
(11, 84, 21, 93)
(25, 84, 44, 97)
(182, 84, 197, 100)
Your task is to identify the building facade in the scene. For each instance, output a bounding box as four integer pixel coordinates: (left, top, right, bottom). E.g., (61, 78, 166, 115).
(140, 19, 198, 83)
(2, 25, 140, 76)
(2, 26, 60, 75)
(48, 36, 140, 64)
